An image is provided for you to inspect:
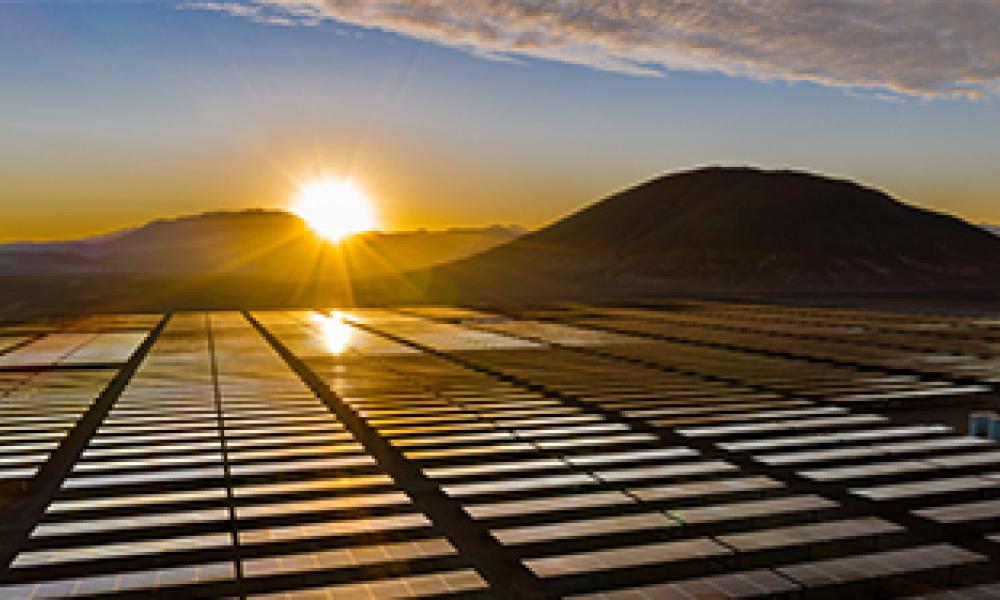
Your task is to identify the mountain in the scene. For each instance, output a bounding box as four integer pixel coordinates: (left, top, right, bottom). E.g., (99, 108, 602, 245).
(4, 168, 998, 315)
(0, 211, 522, 315)
(0, 210, 523, 278)
(981, 224, 1000, 237)
(426, 167, 1000, 300)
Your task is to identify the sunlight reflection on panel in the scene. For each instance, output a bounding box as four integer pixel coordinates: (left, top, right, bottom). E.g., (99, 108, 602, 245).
(338, 310, 541, 351)
(251, 311, 417, 356)
(309, 311, 354, 355)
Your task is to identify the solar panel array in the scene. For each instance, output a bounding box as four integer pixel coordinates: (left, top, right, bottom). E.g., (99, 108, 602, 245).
(1, 301, 1000, 598)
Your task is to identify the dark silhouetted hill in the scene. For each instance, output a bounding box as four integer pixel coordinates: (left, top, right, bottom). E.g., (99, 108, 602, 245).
(3, 168, 999, 316)
(0, 211, 521, 315)
(0, 210, 523, 277)
(425, 167, 1000, 301)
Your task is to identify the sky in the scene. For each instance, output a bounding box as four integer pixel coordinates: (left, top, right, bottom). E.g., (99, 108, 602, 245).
(0, 0, 998, 242)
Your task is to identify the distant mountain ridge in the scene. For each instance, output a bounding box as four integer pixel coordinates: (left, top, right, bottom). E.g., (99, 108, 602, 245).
(3, 168, 999, 315)
(427, 167, 1000, 299)
(0, 210, 524, 277)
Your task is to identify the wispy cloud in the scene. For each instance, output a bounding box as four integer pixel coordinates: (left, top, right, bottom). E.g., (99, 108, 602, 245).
(179, 1, 1000, 99)
(180, 1, 324, 26)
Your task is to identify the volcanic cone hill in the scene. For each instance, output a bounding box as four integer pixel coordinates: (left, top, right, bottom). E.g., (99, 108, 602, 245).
(426, 167, 1000, 300)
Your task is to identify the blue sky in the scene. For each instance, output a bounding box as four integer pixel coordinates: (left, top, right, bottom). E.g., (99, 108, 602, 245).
(0, 1, 998, 240)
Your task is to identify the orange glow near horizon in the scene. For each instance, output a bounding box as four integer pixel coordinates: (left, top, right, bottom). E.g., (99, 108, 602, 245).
(291, 177, 378, 242)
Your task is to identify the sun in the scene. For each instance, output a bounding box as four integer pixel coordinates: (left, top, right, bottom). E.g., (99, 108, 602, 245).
(291, 177, 378, 242)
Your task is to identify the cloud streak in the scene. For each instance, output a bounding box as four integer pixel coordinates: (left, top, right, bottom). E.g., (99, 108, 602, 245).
(181, 1, 1000, 99)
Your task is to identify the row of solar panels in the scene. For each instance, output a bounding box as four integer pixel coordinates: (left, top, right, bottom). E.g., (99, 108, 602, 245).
(552, 303, 1000, 385)
(1, 304, 999, 598)
(324, 308, 1000, 598)
(2, 313, 488, 599)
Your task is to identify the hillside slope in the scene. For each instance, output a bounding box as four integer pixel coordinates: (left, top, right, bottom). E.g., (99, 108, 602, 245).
(0, 211, 522, 314)
(0, 211, 523, 278)
(430, 167, 1000, 299)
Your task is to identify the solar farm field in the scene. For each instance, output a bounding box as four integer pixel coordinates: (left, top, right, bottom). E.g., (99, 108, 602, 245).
(2, 302, 1000, 599)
